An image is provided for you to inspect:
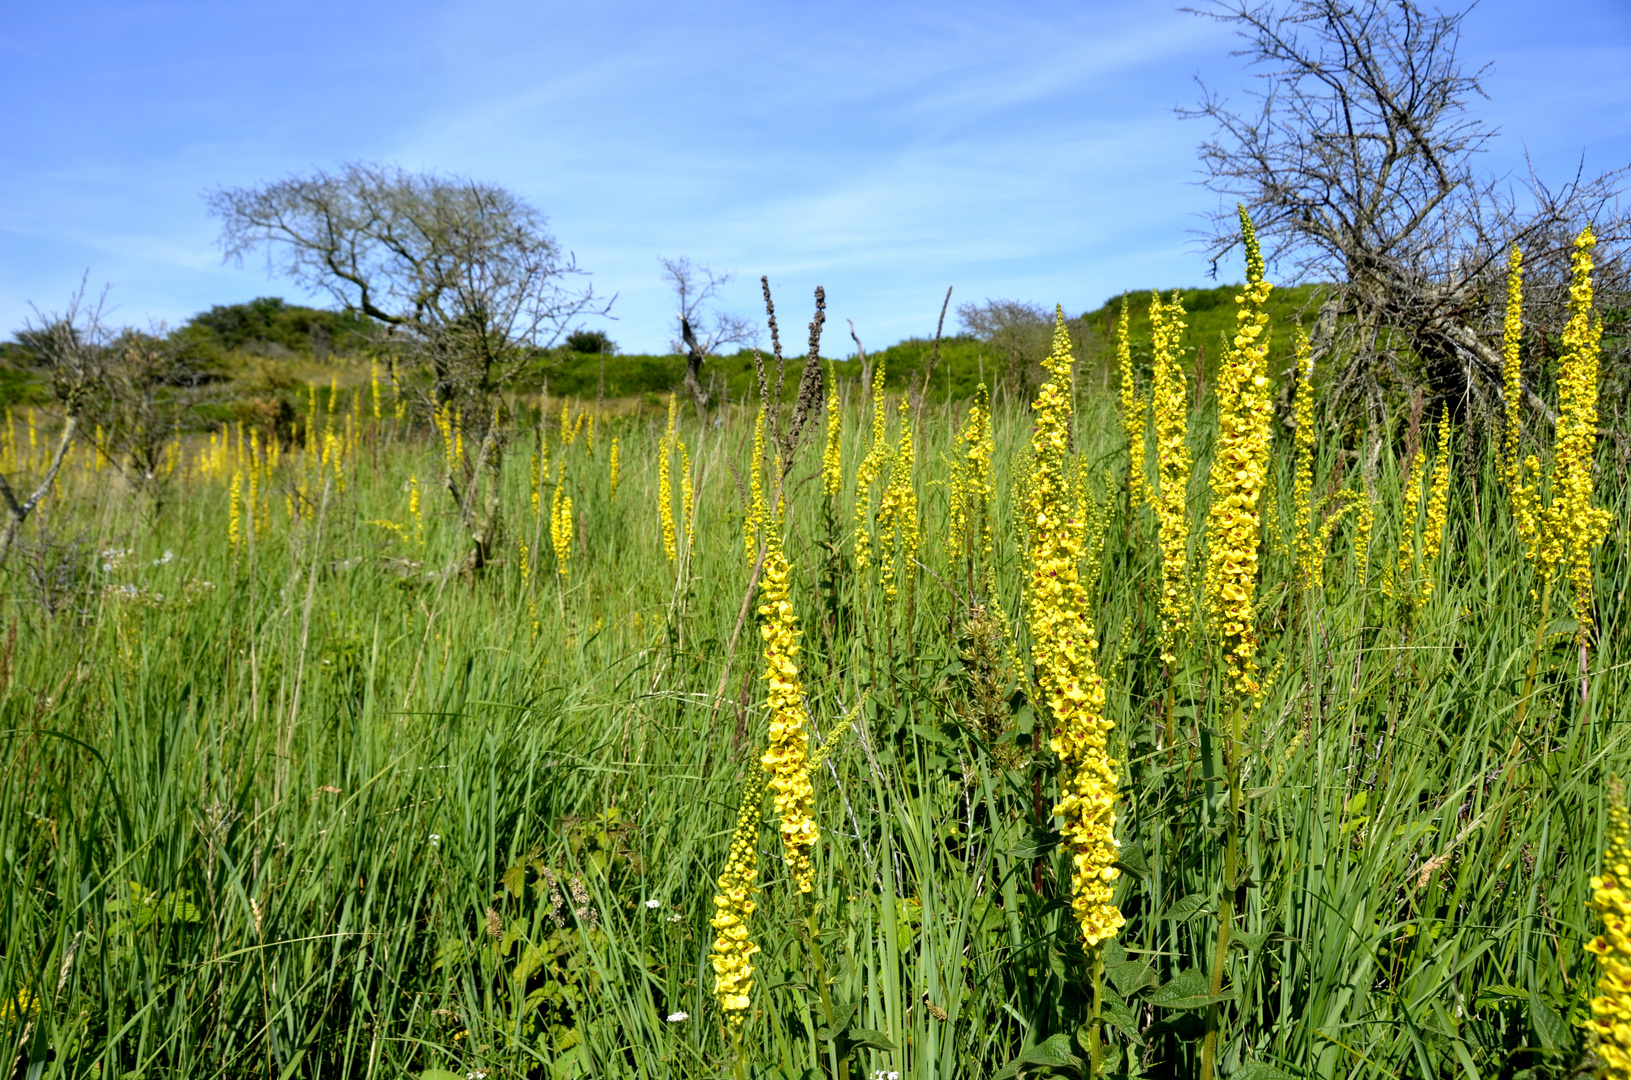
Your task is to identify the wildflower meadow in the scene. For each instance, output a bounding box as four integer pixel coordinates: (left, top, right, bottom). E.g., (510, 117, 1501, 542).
(2, 215, 1629, 1080)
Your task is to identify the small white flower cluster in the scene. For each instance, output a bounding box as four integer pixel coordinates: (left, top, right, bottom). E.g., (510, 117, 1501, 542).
(100, 548, 132, 572)
(667, 1011, 689, 1022)
(645, 899, 661, 909)
(465, 1071, 487, 1080)
(428, 834, 441, 849)
(870, 1071, 900, 1080)
(153, 549, 175, 566)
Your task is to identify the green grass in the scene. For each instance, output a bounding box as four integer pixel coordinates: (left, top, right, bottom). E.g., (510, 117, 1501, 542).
(0, 336, 1625, 1079)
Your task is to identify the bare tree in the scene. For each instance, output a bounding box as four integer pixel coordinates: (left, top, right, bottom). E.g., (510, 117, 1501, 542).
(1185, 0, 1629, 435)
(209, 162, 611, 569)
(957, 299, 1051, 398)
(84, 328, 216, 499)
(0, 285, 109, 567)
(660, 256, 754, 417)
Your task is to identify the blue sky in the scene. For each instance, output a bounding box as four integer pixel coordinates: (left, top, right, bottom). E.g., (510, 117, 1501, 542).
(2, 1, 1627, 354)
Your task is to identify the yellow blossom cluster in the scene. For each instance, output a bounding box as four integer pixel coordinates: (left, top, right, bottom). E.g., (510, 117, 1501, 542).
(710, 767, 766, 1033)
(1290, 328, 1317, 586)
(1587, 778, 1631, 1078)
(551, 480, 573, 577)
(745, 408, 767, 566)
(659, 395, 677, 563)
(1202, 207, 1275, 701)
(757, 540, 818, 893)
(852, 362, 890, 571)
(949, 383, 995, 568)
(1148, 290, 1192, 663)
(875, 399, 917, 600)
(1117, 298, 1149, 508)
(609, 437, 621, 501)
(1501, 246, 1525, 489)
(1352, 483, 1374, 588)
(1026, 307, 1123, 949)
(822, 388, 843, 499)
(1417, 407, 1453, 605)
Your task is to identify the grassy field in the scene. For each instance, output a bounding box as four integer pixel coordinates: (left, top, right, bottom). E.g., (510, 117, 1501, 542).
(0, 274, 1626, 1080)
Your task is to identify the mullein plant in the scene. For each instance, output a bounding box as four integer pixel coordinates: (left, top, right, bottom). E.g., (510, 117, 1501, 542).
(1291, 328, 1318, 588)
(1509, 227, 1613, 717)
(1587, 778, 1631, 1080)
(756, 516, 849, 1079)
(1117, 297, 1149, 509)
(710, 766, 766, 1076)
(1025, 308, 1123, 1076)
(659, 395, 678, 563)
(852, 361, 889, 572)
(948, 383, 996, 589)
(1148, 290, 1193, 667)
(874, 399, 917, 603)
(1199, 206, 1276, 1080)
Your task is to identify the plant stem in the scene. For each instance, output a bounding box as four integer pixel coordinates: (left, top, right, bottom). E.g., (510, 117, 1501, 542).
(1201, 699, 1243, 1080)
(801, 893, 847, 1080)
(1089, 944, 1104, 1079)
(1513, 575, 1553, 736)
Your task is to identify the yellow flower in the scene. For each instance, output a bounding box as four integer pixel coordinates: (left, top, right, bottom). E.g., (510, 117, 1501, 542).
(1546, 227, 1613, 641)
(1290, 327, 1317, 586)
(1587, 777, 1631, 1079)
(1501, 246, 1525, 488)
(1353, 484, 1375, 588)
(1417, 407, 1453, 606)
(551, 479, 573, 577)
(659, 396, 677, 563)
(949, 383, 995, 568)
(609, 437, 621, 500)
(822, 387, 842, 499)
(745, 407, 767, 566)
(1117, 297, 1149, 508)
(1202, 206, 1275, 701)
(711, 767, 766, 1033)
(852, 362, 889, 571)
(757, 541, 818, 893)
(1026, 307, 1123, 950)
(409, 475, 423, 547)
(875, 400, 917, 600)
(228, 470, 243, 554)
(1149, 290, 1192, 662)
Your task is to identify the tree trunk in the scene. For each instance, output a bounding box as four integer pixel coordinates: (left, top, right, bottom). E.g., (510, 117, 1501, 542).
(0, 415, 79, 568)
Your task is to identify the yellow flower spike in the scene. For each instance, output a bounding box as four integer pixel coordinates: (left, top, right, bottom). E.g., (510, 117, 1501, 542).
(1546, 226, 1613, 642)
(1418, 407, 1453, 606)
(1501, 246, 1524, 488)
(745, 407, 766, 566)
(1290, 327, 1317, 587)
(822, 389, 842, 499)
(370, 361, 382, 420)
(852, 361, 889, 571)
(1588, 778, 1631, 1080)
(551, 480, 574, 577)
(875, 399, 917, 600)
(658, 421, 676, 564)
(1149, 290, 1193, 663)
(1354, 484, 1375, 588)
(757, 538, 818, 894)
(609, 437, 621, 500)
(227, 471, 243, 554)
(1202, 206, 1276, 702)
(409, 475, 423, 547)
(1025, 306, 1123, 950)
(710, 767, 766, 1035)
(679, 438, 695, 550)
(1117, 296, 1149, 508)
(949, 383, 995, 567)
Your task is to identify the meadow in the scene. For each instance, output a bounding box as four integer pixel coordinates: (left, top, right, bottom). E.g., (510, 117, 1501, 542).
(0, 233, 1627, 1080)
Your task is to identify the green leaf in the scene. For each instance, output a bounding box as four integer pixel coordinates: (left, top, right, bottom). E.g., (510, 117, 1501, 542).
(419, 1071, 464, 1080)
(1019, 1032, 1083, 1070)
(1163, 893, 1210, 922)
(1146, 969, 1233, 1010)
(843, 1028, 898, 1053)
(1529, 988, 1568, 1053)
(1005, 829, 1060, 860)
(1472, 984, 1526, 1008)
(1232, 1064, 1297, 1080)
(1109, 959, 1159, 997)
(1097, 1001, 1144, 1046)
(1113, 842, 1151, 879)
(909, 723, 953, 746)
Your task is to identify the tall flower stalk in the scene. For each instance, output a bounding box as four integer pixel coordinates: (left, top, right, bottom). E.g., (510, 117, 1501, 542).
(1025, 307, 1122, 1076)
(1199, 206, 1275, 1080)
(711, 767, 766, 1074)
(1587, 778, 1631, 1080)
(1117, 297, 1149, 508)
(1149, 290, 1192, 666)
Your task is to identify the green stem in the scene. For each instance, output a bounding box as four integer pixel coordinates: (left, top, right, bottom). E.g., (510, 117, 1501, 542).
(1089, 945, 1105, 1079)
(1200, 700, 1243, 1080)
(1513, 575, 1554, 738)
(801, 893, 848, 1080)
